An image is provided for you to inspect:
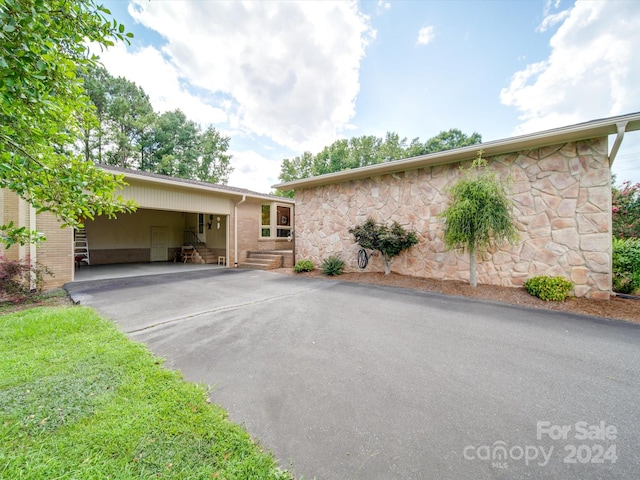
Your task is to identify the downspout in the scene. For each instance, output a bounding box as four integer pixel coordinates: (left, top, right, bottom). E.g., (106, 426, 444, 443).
(29, 205, 37, 290)
(608, 121, 628, 298)
(608, 121, 628, 166)
(18, 198, 27, 262)
(291, 201, 296, 265)
(292, 228, 296, 266)
(17, 198, 38, 290)
(234, 195, 246, 267)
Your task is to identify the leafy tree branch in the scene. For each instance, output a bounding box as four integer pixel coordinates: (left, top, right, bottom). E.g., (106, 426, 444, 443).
(0, 0, 137, 247)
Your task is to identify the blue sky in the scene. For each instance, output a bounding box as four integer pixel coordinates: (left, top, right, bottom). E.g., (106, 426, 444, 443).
(98, 0, 640, 193)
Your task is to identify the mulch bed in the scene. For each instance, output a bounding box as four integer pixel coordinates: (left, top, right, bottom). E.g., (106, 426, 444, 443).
(274, 268, 640, 324)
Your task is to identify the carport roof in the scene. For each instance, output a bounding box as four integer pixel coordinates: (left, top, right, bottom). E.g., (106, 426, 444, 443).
(273, 111, 640, 190)
(99, 165, 294, 203)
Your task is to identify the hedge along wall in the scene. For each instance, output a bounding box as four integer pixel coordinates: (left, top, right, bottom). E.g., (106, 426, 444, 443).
(294, 137, 612, 299)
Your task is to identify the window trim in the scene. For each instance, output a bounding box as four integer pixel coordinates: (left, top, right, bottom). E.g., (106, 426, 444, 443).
(260, 202, 292, 239)
(260, 204, 271, 238)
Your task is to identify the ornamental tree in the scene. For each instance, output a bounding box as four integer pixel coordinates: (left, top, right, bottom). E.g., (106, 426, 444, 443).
(612, 179, 640, 239)
(0, 0, 137, 247)
(439, 151, 519, 287)
(349, 217, 419, 275)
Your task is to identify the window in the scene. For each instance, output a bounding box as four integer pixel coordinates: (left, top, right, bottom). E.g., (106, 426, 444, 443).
(261, 203, 292, 238)
(276, 205, 291, 238)
(198, 213, 204, 235)
(261, 205, 271, 237)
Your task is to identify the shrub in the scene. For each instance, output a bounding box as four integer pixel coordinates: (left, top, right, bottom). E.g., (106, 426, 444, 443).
(612, 179, 640, 239)
(524, 276, 573, 302)
(349, 217, 419, 275)
(0, 256, 53, 300)
(612, 237, 640, 294)
(294, 259, 314, 273)
(320, 255, 344, 276)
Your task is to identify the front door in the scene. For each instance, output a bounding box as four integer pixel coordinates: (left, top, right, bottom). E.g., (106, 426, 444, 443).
(150, 227, 168, 262)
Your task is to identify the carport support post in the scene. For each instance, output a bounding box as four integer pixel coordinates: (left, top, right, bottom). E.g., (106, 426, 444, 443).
(234, 194, 246, 267)
(287, 229, 295, 265)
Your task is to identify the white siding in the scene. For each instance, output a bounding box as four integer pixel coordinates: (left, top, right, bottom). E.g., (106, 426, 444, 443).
(121, 180, 233, 214)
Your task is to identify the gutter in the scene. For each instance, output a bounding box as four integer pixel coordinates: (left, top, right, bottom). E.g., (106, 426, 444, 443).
(29, 205, 37, 290)
(234, 195, 246, 267)
(273, 111, 640, 191)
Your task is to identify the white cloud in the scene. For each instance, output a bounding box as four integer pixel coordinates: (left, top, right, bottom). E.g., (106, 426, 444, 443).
(536, 9, 570, 32)
(228, 150, 282, 194)
(97, 43, 227, 126)
(417, 26, 436, 45)
(500, 0, 640, 135)
(122, 0, 374, 152)
(543, 0, 562, 16)
(377, 0, 391, 14)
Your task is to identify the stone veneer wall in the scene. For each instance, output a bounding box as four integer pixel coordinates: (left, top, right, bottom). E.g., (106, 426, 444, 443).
(295, 138, 612, 299)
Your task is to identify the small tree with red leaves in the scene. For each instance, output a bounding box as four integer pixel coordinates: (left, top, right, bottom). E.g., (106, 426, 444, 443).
(612, 180, 640, 239)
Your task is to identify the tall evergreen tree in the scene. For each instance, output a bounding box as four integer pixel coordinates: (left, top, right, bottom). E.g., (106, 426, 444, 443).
(197, 126, 232, 184)
(81, 68, 233, 184)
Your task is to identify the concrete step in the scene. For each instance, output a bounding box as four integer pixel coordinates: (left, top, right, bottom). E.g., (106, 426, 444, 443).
(238, 261, 279, 270)
(241, 251, 284, 270)
(248, 254, 283, 261)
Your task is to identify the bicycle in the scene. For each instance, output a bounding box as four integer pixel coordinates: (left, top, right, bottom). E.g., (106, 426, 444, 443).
(357, 248, 375, 269)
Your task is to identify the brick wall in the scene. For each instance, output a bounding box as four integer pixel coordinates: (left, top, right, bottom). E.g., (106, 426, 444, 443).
(234, 201, 293, 265)
(235, 201, 259, 264)
(0, 189, 24, 262)
(1, 190, 73, 289)
(258, 239, 292, 250)
(36, 211, 73, 288)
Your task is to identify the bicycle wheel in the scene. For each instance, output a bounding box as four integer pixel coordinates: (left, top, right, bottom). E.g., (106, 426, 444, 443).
(357, 249, 368, 269)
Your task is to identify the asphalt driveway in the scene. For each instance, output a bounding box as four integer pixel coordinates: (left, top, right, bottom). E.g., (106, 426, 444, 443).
(66, 268, 640, 479)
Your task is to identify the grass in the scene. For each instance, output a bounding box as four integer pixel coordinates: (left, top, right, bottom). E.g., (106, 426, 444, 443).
(0, 305, 290, 479)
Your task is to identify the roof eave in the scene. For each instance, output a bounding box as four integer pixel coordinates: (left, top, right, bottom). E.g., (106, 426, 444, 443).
(99, 166, 294, 203)
(273, 112, 640, 190)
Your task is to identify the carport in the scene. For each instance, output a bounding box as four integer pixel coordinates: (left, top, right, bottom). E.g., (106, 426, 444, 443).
(84, 167, 232, 266)
(76, 166, 294, 277)
(84, 207, 229, 265)
(2, 167, 294, 288)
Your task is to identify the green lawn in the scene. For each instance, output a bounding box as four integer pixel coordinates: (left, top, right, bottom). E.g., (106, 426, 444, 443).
(0, 306, 290, 479)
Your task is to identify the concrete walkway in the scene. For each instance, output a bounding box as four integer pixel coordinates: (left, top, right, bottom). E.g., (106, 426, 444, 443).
(65, 269, 640, 479)
(73, 262, 224, 282)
